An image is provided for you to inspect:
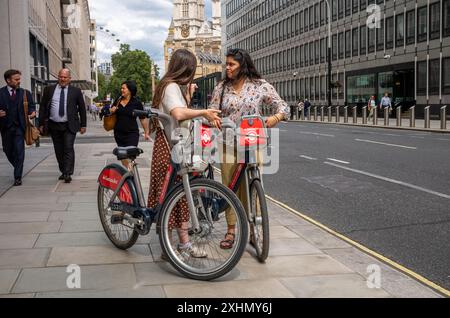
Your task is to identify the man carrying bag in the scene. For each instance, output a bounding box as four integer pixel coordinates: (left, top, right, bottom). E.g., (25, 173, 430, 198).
(0, 69, 36, 186)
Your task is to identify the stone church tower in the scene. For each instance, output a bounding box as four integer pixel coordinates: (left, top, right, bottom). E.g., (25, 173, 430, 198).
(164, 0, 222, 79)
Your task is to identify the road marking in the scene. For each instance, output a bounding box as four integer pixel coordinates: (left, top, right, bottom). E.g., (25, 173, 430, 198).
(324, 162, 450, 200)
(300, 155, 317, 161)
(265, 195, 450, 297)
(355, 139, 417, 150)
(300, 131, 335, 138)
(438, 138, 450, 142)
(327, 158, 350, 165)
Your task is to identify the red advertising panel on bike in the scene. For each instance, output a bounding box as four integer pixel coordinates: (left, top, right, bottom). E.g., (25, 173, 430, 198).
(239, 117, 267, 147)
(98, 169, 133, 204)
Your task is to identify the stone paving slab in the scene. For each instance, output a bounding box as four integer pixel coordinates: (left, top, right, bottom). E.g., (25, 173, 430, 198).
(0, 222, 61, 235)
(46, 245, 153, 267)
(288, 225, 353, 250)
(0, 270, 20, 294)
(0, 204, 68, 213)
(268, 238, 323, 257)
(34, 232, 111, 248)
(0, 212, 50, 223)
(163, 279, 295, 298)
(0, 249, 50, 269)
(59, 220, 103, 233)
(279, 274, 391, 298)
(0, 234, 39, 249)
(12, 264, 137, 294)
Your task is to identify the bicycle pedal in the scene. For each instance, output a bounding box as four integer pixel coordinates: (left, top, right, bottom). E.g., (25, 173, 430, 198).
(110, 202, 122, 211)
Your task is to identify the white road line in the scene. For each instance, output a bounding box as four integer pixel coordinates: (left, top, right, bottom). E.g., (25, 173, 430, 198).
(324, 162, 450, 200)
(438, 138, 450, 142)
(327, 158, 350, 165)
(300, 132, 335, 138)
(355, 139, 417, 150)
(300, 155, 318, 161)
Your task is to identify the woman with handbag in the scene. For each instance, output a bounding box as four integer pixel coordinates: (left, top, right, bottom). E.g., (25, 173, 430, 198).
(109, 80, 150, 169)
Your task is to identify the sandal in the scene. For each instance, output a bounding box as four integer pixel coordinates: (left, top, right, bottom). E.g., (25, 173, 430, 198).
(220, 232, 236, 250)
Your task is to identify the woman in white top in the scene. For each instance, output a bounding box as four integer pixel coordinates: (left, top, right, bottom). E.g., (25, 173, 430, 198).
(147, 49, 221, 259)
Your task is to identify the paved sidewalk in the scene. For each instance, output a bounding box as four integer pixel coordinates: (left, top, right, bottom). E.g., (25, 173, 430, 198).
(0, 117, 444, 298)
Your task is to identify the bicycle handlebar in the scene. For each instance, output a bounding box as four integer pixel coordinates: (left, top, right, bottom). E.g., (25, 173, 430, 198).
(132, 109, 158, 118)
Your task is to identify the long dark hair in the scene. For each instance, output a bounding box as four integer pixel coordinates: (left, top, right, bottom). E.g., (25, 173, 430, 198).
(153, 49, 197, 108)
(224, 48, 261, 85)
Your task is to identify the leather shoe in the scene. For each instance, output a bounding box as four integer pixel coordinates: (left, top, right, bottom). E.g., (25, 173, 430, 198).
(14, 179, 22, 186)
(64, 175, 72, 184)
(58, 175, 65, 180)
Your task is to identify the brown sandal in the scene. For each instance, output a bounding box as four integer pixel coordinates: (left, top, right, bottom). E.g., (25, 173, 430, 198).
(220, 233, 235, 250)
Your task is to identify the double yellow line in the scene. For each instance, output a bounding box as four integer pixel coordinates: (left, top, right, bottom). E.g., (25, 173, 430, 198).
(266, 195, 450, 298)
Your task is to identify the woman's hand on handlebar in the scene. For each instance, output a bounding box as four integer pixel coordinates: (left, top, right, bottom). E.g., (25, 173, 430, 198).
(202, 109, 222, 129)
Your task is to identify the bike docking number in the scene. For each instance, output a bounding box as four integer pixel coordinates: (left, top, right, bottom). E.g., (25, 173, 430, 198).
(177, 302, 273, 315)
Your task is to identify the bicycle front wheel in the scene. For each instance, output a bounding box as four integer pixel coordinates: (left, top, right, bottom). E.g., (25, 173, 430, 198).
(159, 179, 248, 281)
(249, 179, 270, 263)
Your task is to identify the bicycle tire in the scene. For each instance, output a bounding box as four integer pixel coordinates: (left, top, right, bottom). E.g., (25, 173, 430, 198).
(249, 179, 270, 263)
(98, 164, 140, 250)
(158, 178, 248, 281)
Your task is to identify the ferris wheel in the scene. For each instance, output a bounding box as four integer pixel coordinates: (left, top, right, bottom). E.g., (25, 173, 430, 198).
(95, 25, 122, 63)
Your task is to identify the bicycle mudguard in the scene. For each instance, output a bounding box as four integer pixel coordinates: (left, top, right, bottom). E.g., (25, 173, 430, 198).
(98, 164, 138, 205)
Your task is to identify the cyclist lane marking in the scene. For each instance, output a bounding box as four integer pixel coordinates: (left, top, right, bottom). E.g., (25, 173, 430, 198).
(299, 132, 336, 138)
(324, 162, 450, 200)
(326, 158, 350, 165)
(300, 155, 318, 161)
(265, 195, 450, 297)
(355, 139, 417, 150)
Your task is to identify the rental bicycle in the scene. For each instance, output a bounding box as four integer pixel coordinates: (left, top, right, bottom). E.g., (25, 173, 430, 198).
(97, 109, 248, 281)
(206, 115, 270, 263)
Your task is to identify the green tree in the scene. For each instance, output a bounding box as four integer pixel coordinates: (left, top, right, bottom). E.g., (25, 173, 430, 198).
(95, 72, 107, 102)
(108, 44, 156, 103)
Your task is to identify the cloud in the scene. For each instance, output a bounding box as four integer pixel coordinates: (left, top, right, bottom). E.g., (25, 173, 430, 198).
(90, 0, 213, 75)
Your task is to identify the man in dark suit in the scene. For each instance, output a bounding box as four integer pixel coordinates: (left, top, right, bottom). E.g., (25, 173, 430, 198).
(39, 69, 87, 183)
(0, 69, 36, 186)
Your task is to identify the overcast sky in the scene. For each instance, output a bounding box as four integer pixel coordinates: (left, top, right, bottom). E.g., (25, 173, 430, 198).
(90, 0, 212, 74)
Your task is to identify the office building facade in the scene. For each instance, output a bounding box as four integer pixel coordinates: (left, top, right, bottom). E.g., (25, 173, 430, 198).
(222, 0, 450, 116)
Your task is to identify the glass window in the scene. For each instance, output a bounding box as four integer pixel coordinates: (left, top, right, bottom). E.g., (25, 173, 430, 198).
(386, 17, 394, 49)
(305, 43, 309, 66)
(417, 6, 427, 43)
(353, 0, 359, 13)
(396, 13, 404, 47)
(429, 2, 440, 40)
(368, 27, 375, 53)
(345, 0, 351, 16)
(315, 76, 320, 100)
(338, 0, 344, 19)
(310, 6, 314, 30)
(339, 32, 344, 59)
(299, 10, 303, 33)
(347, 74, 376, 105)
(332, 34, 338, 60)
(360, 0, 367, 11)
(444, 0, 450, 37)
(332, 0, 337, 21)
(304, 8, 309, 32)
(443, 57, 450, 94)
(360, 25, 367, 55)
(429, 59, 440, 94)
(315, 4, 319, 28)
(406, 10, 415, 44)
(338, 73, 344, 100)
(417, 61, 427, 96)
(315, 40, 320, 64)
(310, 42, 314, 65)
(352, 28, 359, 56)
(377, 18, 384, 51)
(345, 30, 351, 58)
(378, 72, 394, 102)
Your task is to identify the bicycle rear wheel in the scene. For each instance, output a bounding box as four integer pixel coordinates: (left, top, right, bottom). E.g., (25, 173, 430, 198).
(98, 164, 140, 250)
(159, 179, 248, 281)
(249, 179, 270, 263)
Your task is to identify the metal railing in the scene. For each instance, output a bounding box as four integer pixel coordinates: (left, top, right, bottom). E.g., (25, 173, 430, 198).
(290, 104, 448, 131)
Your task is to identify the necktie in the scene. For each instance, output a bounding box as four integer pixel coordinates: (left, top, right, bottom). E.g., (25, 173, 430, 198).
(11, 89, 16, 100)
(59, 87, 66, 117)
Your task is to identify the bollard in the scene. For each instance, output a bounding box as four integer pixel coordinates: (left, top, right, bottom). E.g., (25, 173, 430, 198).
(384, 107, 390, 126)
(314, 106, 318, 121)
(441, 105, 447, 130)
(373, 107, 378, 125)
(424, 106, 431, 129)
(344, 106, 349, 123)
(296, 106, 300, 120)
(353, 107, 358, 124)
(321, 106, 325, 122)
(301, 108, 305, 121)
(362, 106, 368, 124)
(336, 106, 340, 123)
(409, 106, 415, 128)
(328, 107, 332, 122)
(396, 106, 402, 127)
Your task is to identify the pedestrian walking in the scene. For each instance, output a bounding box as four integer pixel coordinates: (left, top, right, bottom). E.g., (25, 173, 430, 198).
(0, 69, 36, 186)
(209, 48, 289, 249)
(368, 95, 377, 121)
(304, 98, 311, 119)
(109, 80, 150, 169)
(380, 93, 392, 113)
(39, 69, 87, 184)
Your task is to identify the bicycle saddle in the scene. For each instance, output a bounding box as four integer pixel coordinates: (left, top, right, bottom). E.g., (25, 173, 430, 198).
(113, 147, 144, 160)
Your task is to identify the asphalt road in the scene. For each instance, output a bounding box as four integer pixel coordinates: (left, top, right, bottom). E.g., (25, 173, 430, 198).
(263, 122, 450, 291)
